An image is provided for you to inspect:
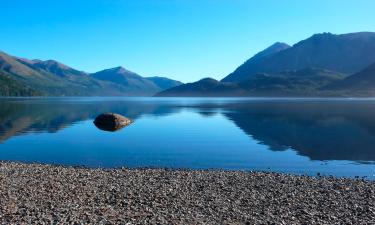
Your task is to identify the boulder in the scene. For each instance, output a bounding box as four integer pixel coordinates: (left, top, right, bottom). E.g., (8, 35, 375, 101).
(94, 113, 132, 131)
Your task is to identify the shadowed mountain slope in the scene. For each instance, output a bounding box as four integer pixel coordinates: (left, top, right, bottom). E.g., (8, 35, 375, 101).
(223, 32, 375, 82)
(324, 62, 375, 94)
(156, 68, 346, 97)
(146, 76, 183, 90)
(155, 78, 244, 97)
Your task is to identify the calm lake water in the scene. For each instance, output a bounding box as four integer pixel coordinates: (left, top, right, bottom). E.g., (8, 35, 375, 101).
(0, 97, 375, 179)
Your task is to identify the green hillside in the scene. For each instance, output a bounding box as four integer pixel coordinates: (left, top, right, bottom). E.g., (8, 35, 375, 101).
(0, 72, 41, 96)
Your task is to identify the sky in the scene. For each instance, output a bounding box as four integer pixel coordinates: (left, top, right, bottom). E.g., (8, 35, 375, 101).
(1, 0, 374, 82)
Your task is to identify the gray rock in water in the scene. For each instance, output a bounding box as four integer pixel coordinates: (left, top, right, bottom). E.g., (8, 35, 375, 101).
(94, 113, 132, 131)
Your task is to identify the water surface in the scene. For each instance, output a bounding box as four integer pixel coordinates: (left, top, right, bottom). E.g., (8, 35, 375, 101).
(0, 97, 374, 179)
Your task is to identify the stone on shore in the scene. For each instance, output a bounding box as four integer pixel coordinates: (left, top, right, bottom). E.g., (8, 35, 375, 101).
(93, 113, 132, 131)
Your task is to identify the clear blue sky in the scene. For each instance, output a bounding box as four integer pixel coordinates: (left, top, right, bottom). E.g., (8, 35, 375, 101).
(1, 0, 374, 82)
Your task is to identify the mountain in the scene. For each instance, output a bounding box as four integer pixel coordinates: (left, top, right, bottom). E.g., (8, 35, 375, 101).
(146, 76, 182, 90)
(91, 67, 181, 95)
(0, 71, 41, 96)
(221, 42, 290, 83)
(324, 62, 375, 94)
(0, 51, 70, 95)
(91, 66, 160, 95)
(21, 59, 87, 77)
(0, 51, 41, 77)
(248, 42, 291, 61)
(237, 68, 346, 96)
(156, 68, 346, 97)
(223, 32, 375, 82)
(155, 78, 243, 97)
(0, 51, 181, 96)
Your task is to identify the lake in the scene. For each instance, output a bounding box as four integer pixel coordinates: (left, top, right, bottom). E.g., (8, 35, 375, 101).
(0, 97, 374, 179)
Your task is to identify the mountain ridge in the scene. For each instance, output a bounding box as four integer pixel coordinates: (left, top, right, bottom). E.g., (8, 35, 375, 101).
(222, 32, 375, 82)
(156, 68, 346, 97)
(0, 51, 182, 96)
(324, 62, 375, 93)
(3, 31, 375, 97)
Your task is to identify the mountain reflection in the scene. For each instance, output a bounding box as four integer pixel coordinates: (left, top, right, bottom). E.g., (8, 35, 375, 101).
(0, 98, 375, 163)
(0, 98, 179, 142)
(221, 101, 375, 162)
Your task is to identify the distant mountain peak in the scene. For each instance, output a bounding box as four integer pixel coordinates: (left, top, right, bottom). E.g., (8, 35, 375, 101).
(31, 59, 43, 63)
(113, 66, 125, 71)
(28, 59, 87, 77)
(198, 77, 220, 83)
(251, 42, 291, 60)
(270, 42, 291, 48)
(104, 66, 135, 75)
(35, 60, 71, 70)
(221, 42, 291, 82)
(311, 32, 333, 37)
(15, 57, 39, 65)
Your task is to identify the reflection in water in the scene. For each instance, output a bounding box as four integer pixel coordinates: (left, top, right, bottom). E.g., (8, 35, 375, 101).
(93, 120, 127, 132)
(0, 97, 375, 175)
(222, 102, 375, 162)
(0, 98, 178, 142)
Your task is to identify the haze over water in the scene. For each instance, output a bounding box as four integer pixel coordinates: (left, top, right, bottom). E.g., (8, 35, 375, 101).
(0, 97, 374, 179)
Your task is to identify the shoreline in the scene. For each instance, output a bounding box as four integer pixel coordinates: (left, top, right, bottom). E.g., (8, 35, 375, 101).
(1, 160, 373, 181)
(0, 161, 374, 224)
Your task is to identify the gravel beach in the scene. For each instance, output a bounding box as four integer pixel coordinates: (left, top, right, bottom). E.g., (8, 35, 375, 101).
(0, 162, 374, 224)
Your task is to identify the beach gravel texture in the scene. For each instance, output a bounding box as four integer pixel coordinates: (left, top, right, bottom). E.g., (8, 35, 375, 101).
(0, 162, 374, 224)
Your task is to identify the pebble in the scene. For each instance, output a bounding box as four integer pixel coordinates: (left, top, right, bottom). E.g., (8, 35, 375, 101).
(0, 162, 374, 224)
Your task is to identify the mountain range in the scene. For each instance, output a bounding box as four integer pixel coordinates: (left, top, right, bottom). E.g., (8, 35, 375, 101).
(2, 31, 375, 97)
(0, 51, 182, 96)
(157, 32, 375, 97)
(156, 68, 347, 97)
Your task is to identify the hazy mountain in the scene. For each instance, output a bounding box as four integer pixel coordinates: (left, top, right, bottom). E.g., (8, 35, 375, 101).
(91, 67, 162, 95)
(223, 32, 375, 82)
(146, 76, 183, 90)
(91, 67, 144, 84)
(156, 68, 346, 97)
(324, 62, 375, 94)
(0, 51, 181, 96)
